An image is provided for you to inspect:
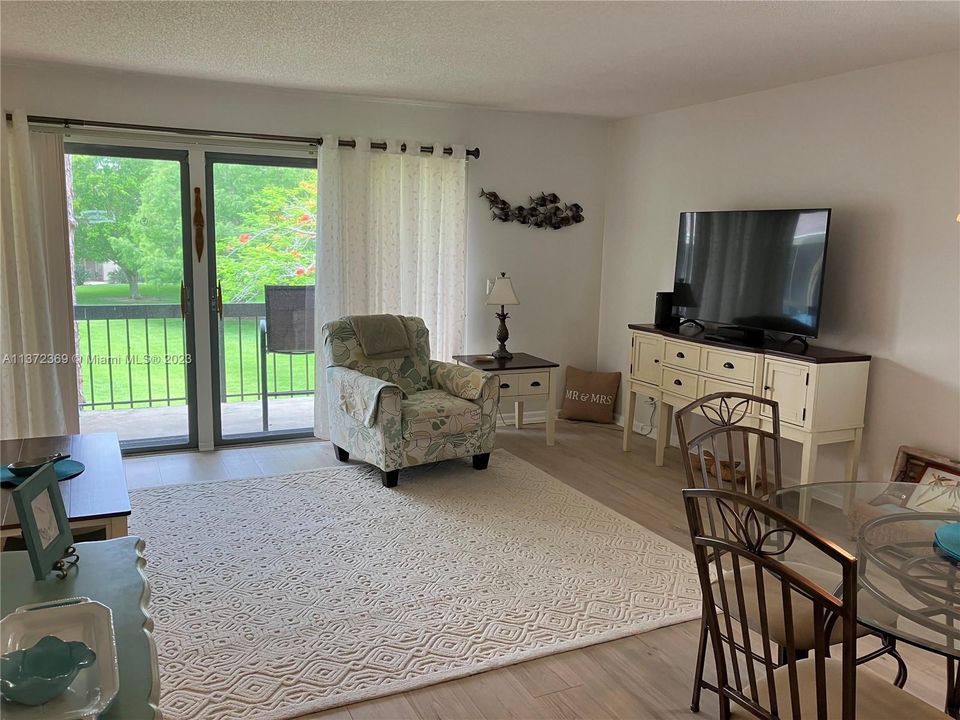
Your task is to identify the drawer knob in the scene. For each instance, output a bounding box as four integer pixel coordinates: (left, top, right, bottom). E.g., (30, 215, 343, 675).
(763, 385, 771, 391)
(673, 379, 683, 386)
(530, 381, 541, 387)
(654, 359, 660, 364)
(723, 362, 735, 369)
(500, 383, 511, 389)
(676, 351, 685, 359)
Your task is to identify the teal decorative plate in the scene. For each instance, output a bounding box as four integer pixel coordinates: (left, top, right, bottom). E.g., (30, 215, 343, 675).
(934, 522, 960, 563)
(0, 460, 85, 488)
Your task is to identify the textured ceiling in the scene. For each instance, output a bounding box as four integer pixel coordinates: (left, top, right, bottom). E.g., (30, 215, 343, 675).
(2, 1, 957, 118)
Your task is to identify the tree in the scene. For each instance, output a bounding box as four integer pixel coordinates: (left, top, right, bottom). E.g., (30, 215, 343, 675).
(212, 164, 317, 303)
(69, 155, 317, 302)
(135, 163, 185, 288)
(70, 155, 182, 299)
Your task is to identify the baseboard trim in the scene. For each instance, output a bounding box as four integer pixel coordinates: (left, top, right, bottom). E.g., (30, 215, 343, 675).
(614, 401, 660, 439)
(497, 410, 547, 426)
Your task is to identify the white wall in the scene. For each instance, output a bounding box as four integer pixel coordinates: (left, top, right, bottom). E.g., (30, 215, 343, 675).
(598, 51, 960, 480)
(4, 52, 957, 468)
(1, 61, 609, 381)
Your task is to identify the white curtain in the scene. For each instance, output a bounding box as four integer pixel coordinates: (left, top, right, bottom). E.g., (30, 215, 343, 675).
(314, 135, 467, 436)
(1, 111, 80, 439)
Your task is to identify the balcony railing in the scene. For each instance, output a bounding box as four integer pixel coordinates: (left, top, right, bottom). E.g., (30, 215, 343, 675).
(74, 303, 314, 411)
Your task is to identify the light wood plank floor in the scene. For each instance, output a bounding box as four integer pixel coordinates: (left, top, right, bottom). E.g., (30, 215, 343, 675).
(126, 421, 951, 719)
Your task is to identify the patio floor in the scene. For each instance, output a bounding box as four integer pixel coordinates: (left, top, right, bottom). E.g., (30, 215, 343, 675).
(79, 396, 315, 441)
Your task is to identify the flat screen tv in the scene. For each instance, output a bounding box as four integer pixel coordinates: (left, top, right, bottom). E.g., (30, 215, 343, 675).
(673, 208, 831, 339)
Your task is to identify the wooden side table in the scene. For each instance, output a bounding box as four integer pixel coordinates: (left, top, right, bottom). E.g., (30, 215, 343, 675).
(1, 433, 131, 543)
(0, 536, 161, 719)
(453, 353, 560, 446)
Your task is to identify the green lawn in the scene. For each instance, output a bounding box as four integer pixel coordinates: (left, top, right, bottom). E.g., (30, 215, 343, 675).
(75, 284, 313, 410)
(75, 282, 181, 305)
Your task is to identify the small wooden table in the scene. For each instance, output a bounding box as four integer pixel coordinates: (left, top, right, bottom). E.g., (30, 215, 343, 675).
(454, 353, 560, 446)
(1, 537, 161, 719)
(1, 432, 131, 543)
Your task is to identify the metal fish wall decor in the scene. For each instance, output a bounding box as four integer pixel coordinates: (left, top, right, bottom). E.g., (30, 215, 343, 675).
(479, 189, 584, 230)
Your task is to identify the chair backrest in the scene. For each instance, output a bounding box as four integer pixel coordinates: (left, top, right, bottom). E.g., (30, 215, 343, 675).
(321, 315, 432, 395)
(675, 392, 783, 498)
(264, 285, 315, 354)
(684, 488, 858, 720)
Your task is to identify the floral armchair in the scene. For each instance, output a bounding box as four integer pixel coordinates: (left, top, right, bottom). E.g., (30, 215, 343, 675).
(321, 316, 499, 487)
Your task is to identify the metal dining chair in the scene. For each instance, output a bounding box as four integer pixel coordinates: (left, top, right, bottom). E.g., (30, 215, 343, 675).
(258, 285, 315, 431)
(677, 392, 783, 711)
(676, 392, 904, 713)
(675, 391, 782, 500)
(684, 487, 950, 719)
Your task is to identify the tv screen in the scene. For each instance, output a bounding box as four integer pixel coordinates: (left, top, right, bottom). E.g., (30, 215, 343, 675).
(673, 209, 830, 337)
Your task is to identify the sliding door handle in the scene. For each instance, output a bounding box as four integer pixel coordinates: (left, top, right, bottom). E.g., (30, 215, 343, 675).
(180, 282, 188, 318)
(216, 282, 224, 320)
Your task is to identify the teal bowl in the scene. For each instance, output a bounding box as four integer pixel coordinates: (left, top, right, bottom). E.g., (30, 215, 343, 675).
(0, 635, 96, 706)
(6, 453, 68, 477)
(935, 522, 960, 562)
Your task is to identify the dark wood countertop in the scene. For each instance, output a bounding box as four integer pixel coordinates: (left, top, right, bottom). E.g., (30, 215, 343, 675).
(627, 324, 871, 364)
(453, 352, 559, 371)
(1, 432, 130, 529)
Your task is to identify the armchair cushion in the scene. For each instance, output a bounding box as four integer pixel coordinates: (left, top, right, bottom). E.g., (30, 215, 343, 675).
(401, 389, 481, 439)
(429, 360, 492, 400)
(327, 366, 403, 428)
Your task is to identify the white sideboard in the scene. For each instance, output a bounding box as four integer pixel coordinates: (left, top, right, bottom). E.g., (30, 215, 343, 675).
(623, 324, 870, 493)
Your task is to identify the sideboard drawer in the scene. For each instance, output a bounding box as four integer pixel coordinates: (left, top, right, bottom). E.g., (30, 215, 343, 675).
(699, 376, 754, 413)
(700, 347, 757, 384)
(518, 372, 549, 395)
(663, 340, 700, 371)
(662, 367, 699, 400)
(497, 376, 519, 397)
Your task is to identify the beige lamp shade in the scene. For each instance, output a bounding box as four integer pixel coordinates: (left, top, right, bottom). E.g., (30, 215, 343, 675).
(486, 275, 519, 306)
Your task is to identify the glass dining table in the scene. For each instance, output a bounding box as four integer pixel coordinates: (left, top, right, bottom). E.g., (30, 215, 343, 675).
(769, 481, 959, 717)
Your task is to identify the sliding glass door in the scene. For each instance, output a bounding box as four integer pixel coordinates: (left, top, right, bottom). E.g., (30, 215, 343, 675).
(66, 144, 198, 449)
(205, 153, 318, 443)
(65, 143, 317, 450)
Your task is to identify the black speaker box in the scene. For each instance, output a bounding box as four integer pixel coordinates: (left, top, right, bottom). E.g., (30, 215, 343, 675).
(654, 291, 680, 330)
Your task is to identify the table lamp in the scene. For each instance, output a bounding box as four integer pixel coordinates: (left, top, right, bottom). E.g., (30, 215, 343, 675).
(486, 272, 519, 360)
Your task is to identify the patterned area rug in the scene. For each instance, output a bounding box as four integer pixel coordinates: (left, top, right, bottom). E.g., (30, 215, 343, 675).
(130, 449, 701, 720)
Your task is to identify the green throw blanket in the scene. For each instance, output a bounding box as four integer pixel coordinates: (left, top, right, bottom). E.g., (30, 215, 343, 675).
(346, 314, 411, 359)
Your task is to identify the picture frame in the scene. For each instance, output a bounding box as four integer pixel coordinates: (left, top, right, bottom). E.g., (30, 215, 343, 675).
(11, 463, 76, 580)
(905, 461, 960, 513)
(869, 445, 960, 509)
(890, 445, 960, 484)
(916, 463, 960, 486)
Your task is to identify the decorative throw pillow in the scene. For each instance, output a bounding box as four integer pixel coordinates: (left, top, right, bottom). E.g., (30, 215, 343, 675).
(561, 366, 620, 423)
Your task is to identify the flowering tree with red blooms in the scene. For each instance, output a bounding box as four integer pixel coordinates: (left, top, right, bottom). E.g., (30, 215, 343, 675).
(212, 165, 318, 303)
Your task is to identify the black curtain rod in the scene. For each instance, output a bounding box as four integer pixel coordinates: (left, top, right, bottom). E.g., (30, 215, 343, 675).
(5, 114, 480, 159)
